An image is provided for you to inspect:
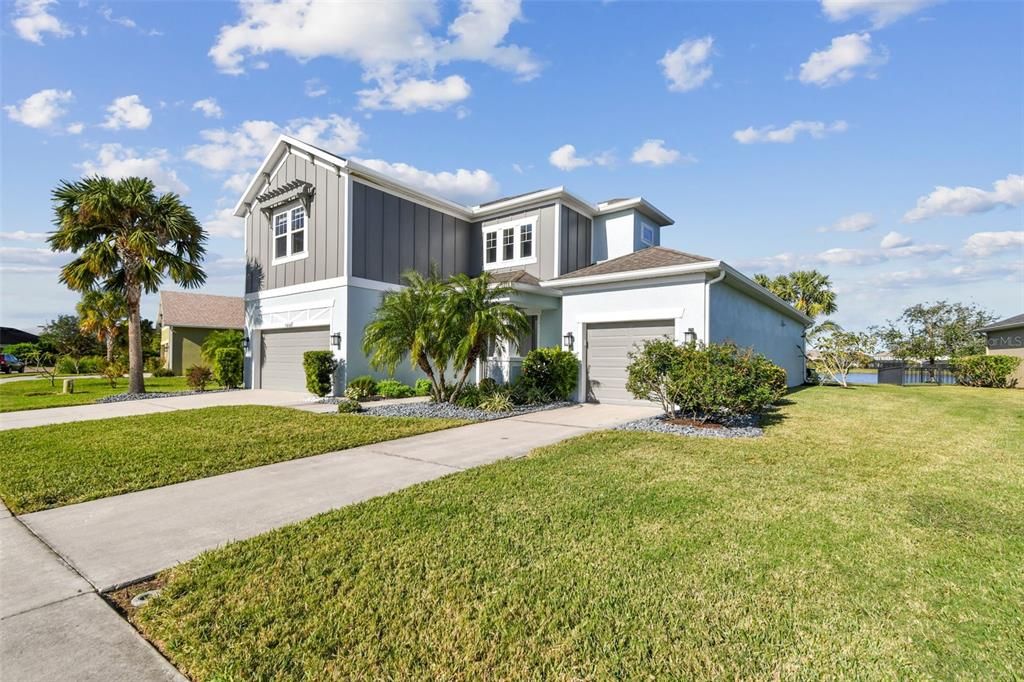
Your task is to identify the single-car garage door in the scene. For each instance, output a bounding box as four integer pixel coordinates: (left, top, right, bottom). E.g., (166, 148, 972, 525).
(586, 320, 674, 404)
(260, 326, 330, 392)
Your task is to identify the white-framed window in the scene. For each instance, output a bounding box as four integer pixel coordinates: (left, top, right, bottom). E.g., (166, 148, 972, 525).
(482, 216, 538, 269)
(640, 221, 655, 246)
(272, 205, 307, 264)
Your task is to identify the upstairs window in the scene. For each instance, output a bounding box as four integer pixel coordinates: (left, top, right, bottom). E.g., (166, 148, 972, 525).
(482, 216, 538, 269)
(520, 224, 533, 258)
(502, 227, 515, 260)
(640, 222, 655, 246)
(485, 231, 497, 264)
(272, 205, 307, 264)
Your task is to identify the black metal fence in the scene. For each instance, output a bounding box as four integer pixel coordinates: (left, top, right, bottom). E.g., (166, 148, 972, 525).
(873, 361, 957, 386)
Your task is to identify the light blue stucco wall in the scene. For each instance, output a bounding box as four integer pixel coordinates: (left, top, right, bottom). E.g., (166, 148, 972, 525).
(709, 281, 806, 387)
(345, 284, 426, 387)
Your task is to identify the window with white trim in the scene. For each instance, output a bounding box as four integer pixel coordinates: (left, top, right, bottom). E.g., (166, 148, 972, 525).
(481, 216, 538, 269)
(640, 221, 655, 246)
(272, 205, 307, 264)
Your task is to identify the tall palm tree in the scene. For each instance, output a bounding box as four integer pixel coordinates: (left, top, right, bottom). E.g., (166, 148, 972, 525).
(754, 269, 837, 319)
(50, 176, 206, 393)
(77, 290, 128, 362)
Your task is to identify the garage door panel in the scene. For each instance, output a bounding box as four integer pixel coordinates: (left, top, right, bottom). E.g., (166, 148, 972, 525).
(586, 320, 673, 405)
(260, 326, 330, 392)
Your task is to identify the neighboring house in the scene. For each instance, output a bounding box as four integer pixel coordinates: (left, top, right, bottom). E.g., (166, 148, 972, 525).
(977, 314, 1024, 387)
(234, 135, 811, 402)
(157, 291, 244, 374)
(0, 327, 40, 350)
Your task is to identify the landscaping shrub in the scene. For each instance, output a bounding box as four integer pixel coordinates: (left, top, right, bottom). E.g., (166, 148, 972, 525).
(144, 356, 163, 373)
(335, 399, 363, 414)
(950, 354, 1021, 388)
(151, 367, 176, 378)
(478, 377, 499, 395)
(455, 385, 482, 408)
(102, 360, 125, 388)
(215, 348, 244, 389)
(302, 351, 337, 397)
(377, 379, 414, 398)
(626, 340, 787, 422)
(202, 330, 244, 376)
(186, 365, 214, 392)
(510, 378, 550, 406)
(518, 347, 579, 402)
(55, 356, 79, 375)
(479, 391, 514, 413)
(345, 375, 378, 401)
(414, 378, 432, 397)
(78, 355, 106, 374)
(4, 342, 38, 360)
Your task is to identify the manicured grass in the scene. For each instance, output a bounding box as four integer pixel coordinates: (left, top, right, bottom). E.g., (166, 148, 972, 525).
(133, 386, 1022, 679)
(0, 375, 192, 413)
(0, 406, 468, 513)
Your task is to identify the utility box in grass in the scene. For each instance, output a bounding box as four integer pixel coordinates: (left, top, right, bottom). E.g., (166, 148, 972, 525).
(62, 378, 75, 394)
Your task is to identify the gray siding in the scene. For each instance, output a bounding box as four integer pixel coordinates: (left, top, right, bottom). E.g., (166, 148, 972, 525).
(478, 203, 557, 280)
(559, 205, 593, 276)
(245, 154, 345, 293)
(350, 181, 477, 284)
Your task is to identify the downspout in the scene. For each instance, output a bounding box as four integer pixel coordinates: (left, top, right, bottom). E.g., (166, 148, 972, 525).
(704, 268, 726, 343)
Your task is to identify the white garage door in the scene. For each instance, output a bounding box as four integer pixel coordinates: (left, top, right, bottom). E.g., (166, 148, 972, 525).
(260, 326, 330, 392)
(586, 320, 674, 404)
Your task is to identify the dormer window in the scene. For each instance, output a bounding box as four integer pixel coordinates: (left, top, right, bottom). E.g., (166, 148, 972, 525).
(640, 222, 655, 246)
(272, 205, 307, 264)
(482, 216, 538, 269)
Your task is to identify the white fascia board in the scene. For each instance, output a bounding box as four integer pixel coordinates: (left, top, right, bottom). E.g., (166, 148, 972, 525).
(541, 260, 721, 289)
(510, 282, 562, 297)
(472, 187, 597, 220)
(595, 197, 673, 227)
(233, 135, 350, 217)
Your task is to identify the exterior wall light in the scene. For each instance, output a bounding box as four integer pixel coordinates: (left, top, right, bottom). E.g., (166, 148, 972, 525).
(242, 336, 250, 350)
(562, 331, 575, 351)
(683, 328, 697, 345)
(331, 332, 342, 349)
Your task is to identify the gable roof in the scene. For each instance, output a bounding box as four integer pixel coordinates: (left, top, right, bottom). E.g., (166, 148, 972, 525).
(158, 291, 244, 330)
(552, 246, 712, 280)
(489, 269, 541, 286)
(977, 313, 1024, 333)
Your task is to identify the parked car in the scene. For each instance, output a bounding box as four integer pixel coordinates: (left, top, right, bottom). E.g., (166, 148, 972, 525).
(1, 354, 26, 373)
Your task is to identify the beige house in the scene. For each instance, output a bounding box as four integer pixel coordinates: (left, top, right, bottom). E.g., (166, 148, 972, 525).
(158, 291, 244, 374)
(978, 313, 1024, 387)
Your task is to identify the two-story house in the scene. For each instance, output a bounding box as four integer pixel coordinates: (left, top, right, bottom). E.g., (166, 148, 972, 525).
(235, 136, 810, 404)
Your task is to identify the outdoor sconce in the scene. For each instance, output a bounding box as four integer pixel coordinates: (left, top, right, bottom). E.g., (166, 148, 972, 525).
(242, 336, 250, 350)
(683, 328, 697, 345)
(562, 331, 575, 351)
(331, 332, 342, 349)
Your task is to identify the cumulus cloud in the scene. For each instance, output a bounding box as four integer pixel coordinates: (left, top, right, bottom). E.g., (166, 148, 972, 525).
(739, 242, 948, 271)
(869, 261, 1021, 291)
(66, 121, 84, 134)
(0, 246, 69, 273)
(4, 88, 73, 129)
(355, 158, 498, 203)
(192, 98, 223, 119)
(11, 0, 71, 44)
(101, 95, 152, 130)
(548, 144, 614, 171)
(821, 0, 936, 28)
(817, 212, 876, 233)
(78, 144, 189, 194)
(962, 230, 1024, 258)
(358, 75, 471, 112)
(733, 120, 848, 144)
(903, 173, 1024, 223)
(304, 78, 327, 98)
(0, 230, 49, 242)
(880, 231, 912, 249)
(630, 139, 694, 167)
(798, 33, 886, 86)
(659, 36, 714, 92)
(202, 207, 245, 239)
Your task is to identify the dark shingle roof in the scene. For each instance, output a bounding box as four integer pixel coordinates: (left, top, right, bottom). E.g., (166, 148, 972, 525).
(553, 246, 713, 280)
(489, 270, 541, 286)
(978, 313, 1024, 333)
(159, 291, 244, 329)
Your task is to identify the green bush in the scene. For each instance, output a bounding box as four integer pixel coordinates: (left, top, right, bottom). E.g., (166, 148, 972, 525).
(215, 348, 244, 389)
(455, 385, 482, 408)
(186, 365, 214, 392)
(518, 347, 579, 402)
(144, 356, 163, 373)
(951, 354, 1021, 388)
(3, 342, 37, 359)
(478, 377, 499, 395)
(102, 360, 125, 388)
(303, 351, 337, 397)
(510, 378, 549, 406)
(414, 378, 432, 397)
(55, 356, 79, 375)
(152, 366, 176, 378)
(346, 375, 378, 400)
(336, 399, 363, 414)
(479, 391, 514, 413)
(377, 379, 414, 398)
(626, 340, 787, 422)
(202, 330, 244, 375)
(78, 355, 107, 374)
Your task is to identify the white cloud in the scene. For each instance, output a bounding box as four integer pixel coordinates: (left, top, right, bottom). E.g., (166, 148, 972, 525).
(304, 78, 327, 98)
(99, 5, 135, 28)
(821, 0, 936, 28)
(903, 173, 1024, 223)
(192, 98, 223, 119)
(101, 95, 152, 130)
(354, 158, 498, 203)
(0, 246, 68, 273)
(880, 231, 912, 249)
(963, 231, 1024, 258)
(4, 88, 73, 129)
(203, 207, 244, 238)
(358, 75, 471, 112)
(548, 144, 614, 171)
(733, 120, 848, 144)
(659, 36, 714, 92)
(740, 242, 948, 271)
(66, 121, 84, 134)
(799, 33, 886, 86)
(870, 261, 1022, 290)
(817, 211, 876, 233)
(0, 230, 48, 242)
(11, 0, 71, 44)
(630, 139, 694, 167)
(78, 144, 189, 195)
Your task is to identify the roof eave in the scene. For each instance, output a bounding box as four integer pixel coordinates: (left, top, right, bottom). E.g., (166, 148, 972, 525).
(542, 260, 721, 288)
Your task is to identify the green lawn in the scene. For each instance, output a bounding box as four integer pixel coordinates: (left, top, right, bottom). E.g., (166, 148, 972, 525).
(131, 386, 1022, 679)
(0, 375, 192, 413)
(0, 406, 468, 514)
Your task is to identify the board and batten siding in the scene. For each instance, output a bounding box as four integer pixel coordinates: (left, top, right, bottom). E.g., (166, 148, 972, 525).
(245, 153, 346, 293)
(350, 181, 478, 284)
(478, 203, 558, 280)
(559, 206, 593, 276)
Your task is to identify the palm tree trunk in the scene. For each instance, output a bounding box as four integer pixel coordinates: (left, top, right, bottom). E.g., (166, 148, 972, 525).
(105, 333, 114, 363)
(126, 285, 145, 394)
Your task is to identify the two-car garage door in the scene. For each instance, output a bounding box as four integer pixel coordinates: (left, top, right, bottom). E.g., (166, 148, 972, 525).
(260, 326, 330, 392)
(586, 320, 674, 404)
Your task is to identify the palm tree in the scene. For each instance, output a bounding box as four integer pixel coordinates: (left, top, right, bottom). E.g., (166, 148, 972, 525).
(754, 269, 837, 319)
(77, 290, 128, 363)
(50, 176, 206, 393)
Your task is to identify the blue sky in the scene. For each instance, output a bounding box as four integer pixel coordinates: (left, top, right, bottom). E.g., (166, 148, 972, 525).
(2, 0, 1022, 332)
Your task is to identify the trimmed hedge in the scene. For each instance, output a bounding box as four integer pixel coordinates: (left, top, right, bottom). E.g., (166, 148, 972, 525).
(215, 348, 244, 389)
(377, 379, 414, 398)
(950, 354, 1021, 388)
(302, 351, 337, 397)
(517, 347, 579, 402)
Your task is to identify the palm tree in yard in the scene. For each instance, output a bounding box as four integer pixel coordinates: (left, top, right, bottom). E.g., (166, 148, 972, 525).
(754, 269, 838, 320)
(77, 290, 128, 363)
(50, 176, 206, 393)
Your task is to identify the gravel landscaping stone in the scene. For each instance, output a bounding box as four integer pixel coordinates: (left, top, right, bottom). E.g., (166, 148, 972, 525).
(615, 413, 764, 439)
(96, 389, 231, 404)
(361, 401, 575, 421)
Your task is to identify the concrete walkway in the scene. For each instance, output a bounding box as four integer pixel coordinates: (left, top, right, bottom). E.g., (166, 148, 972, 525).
(0, 388, 315, 431)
